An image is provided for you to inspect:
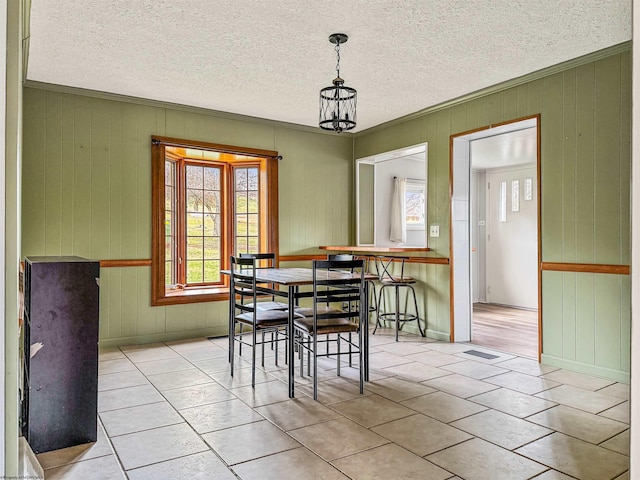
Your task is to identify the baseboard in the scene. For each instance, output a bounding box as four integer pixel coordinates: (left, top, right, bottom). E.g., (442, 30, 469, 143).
(19, 437, 44, 479)
(541, 354, 630, 384)
(98, 326, 228, 348)
(426, 329, 451, 342)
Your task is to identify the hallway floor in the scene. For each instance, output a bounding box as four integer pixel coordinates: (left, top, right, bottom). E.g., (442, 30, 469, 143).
(472, 303, 538, 359)
(36, 328, 629, 480)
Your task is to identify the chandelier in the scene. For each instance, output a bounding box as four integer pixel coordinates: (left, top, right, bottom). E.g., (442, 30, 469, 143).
(319, 33, 357, 133)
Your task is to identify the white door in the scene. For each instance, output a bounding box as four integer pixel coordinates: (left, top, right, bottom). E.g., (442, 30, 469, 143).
(486, 166, 537, 309)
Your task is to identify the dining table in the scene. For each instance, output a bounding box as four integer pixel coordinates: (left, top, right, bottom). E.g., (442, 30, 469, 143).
(222, 267, 376, 398)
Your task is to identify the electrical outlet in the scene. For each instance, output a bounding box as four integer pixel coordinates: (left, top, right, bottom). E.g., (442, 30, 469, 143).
(429, 225, 440, 237)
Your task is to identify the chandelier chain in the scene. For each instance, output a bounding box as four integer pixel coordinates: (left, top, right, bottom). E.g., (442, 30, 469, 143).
(335, 42, 341, 77)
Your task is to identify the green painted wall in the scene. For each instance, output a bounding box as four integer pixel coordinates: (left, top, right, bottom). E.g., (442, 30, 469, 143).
(21, 48, 631, 381)
(355, 50, 631, 381)
(21, 88, 353, 347)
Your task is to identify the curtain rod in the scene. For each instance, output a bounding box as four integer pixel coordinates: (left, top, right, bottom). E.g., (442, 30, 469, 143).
(394, 176, 424, 182)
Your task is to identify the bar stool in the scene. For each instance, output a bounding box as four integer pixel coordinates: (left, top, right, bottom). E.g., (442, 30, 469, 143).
(326, 254, 378, 322)
(373, 256, 425, 341)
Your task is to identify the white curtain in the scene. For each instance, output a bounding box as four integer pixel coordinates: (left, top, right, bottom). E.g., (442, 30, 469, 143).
(390, 177, 406, 243)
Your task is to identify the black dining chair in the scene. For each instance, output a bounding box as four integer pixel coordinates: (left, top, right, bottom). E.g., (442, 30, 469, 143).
(229, 256, 290, 387)
(239, 252, 288, 311)
(373, 256, 425, 341)
(293, 259, 365, 400)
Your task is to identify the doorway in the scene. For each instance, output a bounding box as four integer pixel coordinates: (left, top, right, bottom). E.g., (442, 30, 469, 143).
(450, 116, 541, 360)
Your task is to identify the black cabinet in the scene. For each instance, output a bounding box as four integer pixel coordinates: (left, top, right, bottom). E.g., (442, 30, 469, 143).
(22, 256, 100, 453)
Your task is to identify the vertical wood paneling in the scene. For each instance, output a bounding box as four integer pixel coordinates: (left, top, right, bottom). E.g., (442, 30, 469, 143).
(44, 92, 63, 255)
(619, 52, 631, 266)
(22, 89, 46, 255)
(120, 104, 139, 256)
(594, 55, 621, 265)
(73, 96, 93, 258)
(61, 94, 76, 253)
(119, 267, 137, 338)
(516, 84, 529, 118)
(575, 63, 596, 263)
(594, 275, 622, 370)
(90, 99, 111, 259)
(542, 272, 563, 357)
(575, 273, 595, 365)
(562, 69, 577, 262)
(106, 268, 122, 340)
(541, 73, 564, 261)
(502, 87, 518, 121)
(562, 272, 576, 360)
(620, 276, 631, 371)
(135, 106, 159, 259)
(109, 102, 124, 258)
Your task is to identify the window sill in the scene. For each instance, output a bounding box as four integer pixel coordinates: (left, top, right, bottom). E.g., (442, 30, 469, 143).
(152, 286, 230, 306)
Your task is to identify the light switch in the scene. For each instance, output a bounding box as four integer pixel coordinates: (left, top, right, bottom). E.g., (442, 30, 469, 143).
(429, 225, 440, 237)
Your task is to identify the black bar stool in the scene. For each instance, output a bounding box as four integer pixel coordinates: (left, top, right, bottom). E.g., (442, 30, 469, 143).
(373, 256, 425, 341)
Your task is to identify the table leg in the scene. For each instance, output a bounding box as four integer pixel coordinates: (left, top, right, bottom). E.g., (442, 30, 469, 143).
(363, 280, 369, 381)
(288, 285, 296, 398)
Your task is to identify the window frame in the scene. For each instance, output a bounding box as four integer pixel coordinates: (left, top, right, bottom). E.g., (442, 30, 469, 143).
(151, 135, 279, 306)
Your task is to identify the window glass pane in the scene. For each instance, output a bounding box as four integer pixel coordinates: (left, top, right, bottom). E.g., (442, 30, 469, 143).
(236, 192, 248, 213)
(165, 187, 173, 210)
(204, 168, 220, 190)
(165, 211, 172, 235)
(204, 191, 219, 213)
(248, 168, 258, 190)
(164, 160, 173, 184)
(235, 169, 247, 190)
(512, 179, 520, 212)
(203, 260, 220, 283)
(248, 237, 259, 253)
(236, 237, 248, 254)
(187, 213, 204, 236)
(186, 165, 204, 189)
(203, 214, 218, 236)
(186, 189, 204, 213)
(236, 214, 248, 236)
(165, 262, 172, 284)
(248, 214, 259, 236)
(165, 238, 172, 261)
(204, 237, 220, 259)
(524, 177, 533, 201)
(405, 191, 424, 224)
(187, 236, 203, 260)
(187, 261, 203, 283)
(247, 191, 258, 213)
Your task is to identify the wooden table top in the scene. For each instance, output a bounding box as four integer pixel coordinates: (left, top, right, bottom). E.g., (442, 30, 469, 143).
(320, 245, 431, 253)
(222, 267, 377, 286)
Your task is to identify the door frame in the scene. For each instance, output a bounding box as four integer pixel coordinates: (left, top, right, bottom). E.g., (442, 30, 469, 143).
(449, 114, 542, 361)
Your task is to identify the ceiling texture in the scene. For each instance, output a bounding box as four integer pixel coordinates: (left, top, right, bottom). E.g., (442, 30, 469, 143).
(27, 0, 631, 133)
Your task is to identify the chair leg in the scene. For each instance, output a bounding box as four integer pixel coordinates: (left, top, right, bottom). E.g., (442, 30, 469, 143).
(336, 333, 341, 377)
(408, 285, 425, 336)
(313, 334, 318, 401)
(395, 285, 400, 342)
(230, 320, 236, 378)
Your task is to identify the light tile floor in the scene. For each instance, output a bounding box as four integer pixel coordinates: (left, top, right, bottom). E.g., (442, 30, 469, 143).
(36, 329, 630, 480)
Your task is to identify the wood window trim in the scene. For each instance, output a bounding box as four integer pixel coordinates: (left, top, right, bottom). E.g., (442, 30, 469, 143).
(151, 135, 279, 306)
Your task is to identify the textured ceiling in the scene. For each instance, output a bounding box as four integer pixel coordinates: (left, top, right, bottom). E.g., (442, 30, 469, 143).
(27, 0, 631, 132)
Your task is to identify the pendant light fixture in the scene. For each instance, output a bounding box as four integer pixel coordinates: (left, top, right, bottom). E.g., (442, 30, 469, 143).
(319, 33, 357, 133)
